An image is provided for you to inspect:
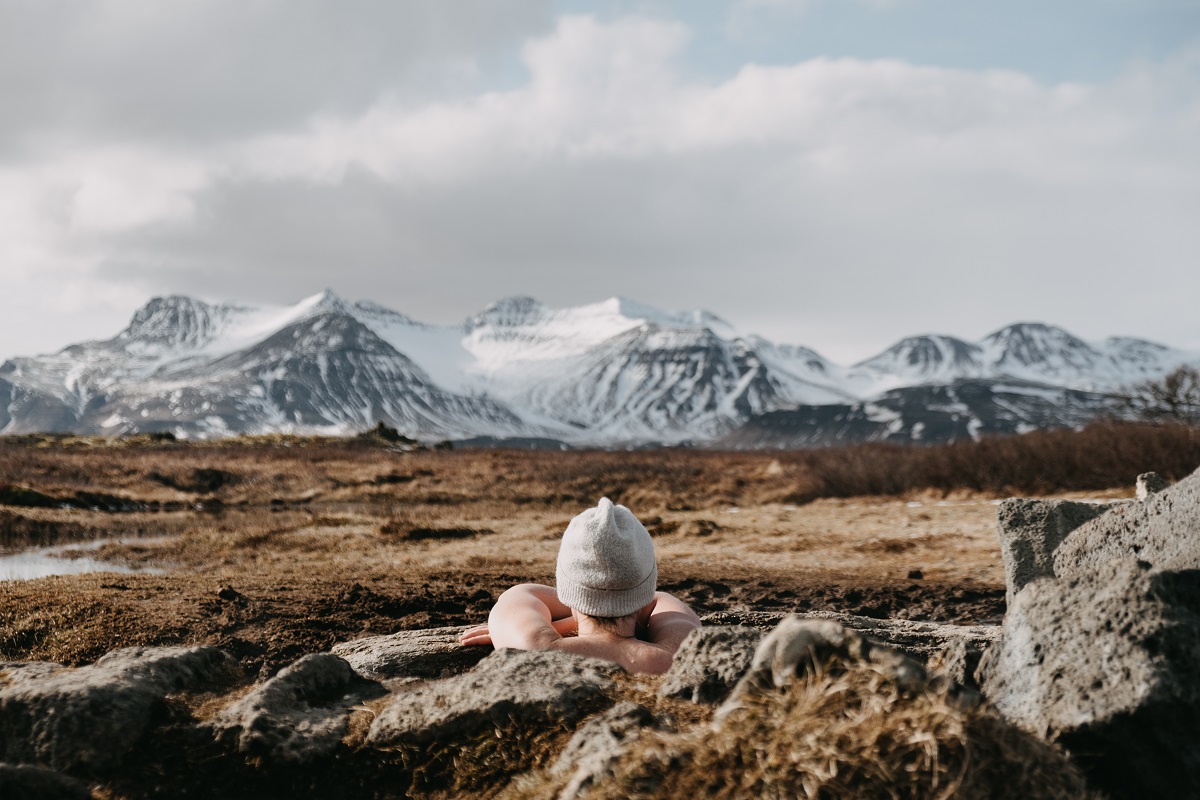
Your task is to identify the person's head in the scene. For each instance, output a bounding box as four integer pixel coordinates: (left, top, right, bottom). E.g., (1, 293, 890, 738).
(555, 497, 657, 627)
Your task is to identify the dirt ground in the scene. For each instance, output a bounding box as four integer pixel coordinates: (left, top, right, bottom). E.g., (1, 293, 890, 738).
(0, 439, 1132, 676)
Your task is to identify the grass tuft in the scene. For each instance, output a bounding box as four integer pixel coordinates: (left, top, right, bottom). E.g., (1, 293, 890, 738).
(580, 661, 1097, 800)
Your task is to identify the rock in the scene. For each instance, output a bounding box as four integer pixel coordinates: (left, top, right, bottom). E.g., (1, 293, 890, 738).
(1054, 466, 1200, 576)
(0, 762, 91, 800)
(803, 612, 1000, 667)
(1136, 471, 1168, 500)
(699, 609, 785, 630)
(719, 617, 928, 722)
(994, 498, 1109, 603)
(367, 648, 619, 748)
(0, 646, 238, 772)
(658, 626, 762, 703)
(210, 653, 384, 764)
(330, 625, 489, 681)
(701, 610, 998, 671)
(0, 663, 66, 688)
(978, 558, 1200, 798)
(552, 702, 656, 800)
(927, 637, 982, 692)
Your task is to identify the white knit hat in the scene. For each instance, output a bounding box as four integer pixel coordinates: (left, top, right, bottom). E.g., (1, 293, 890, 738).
(555, 497, 657, 618)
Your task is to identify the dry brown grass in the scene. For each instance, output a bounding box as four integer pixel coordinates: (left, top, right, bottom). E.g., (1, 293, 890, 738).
(0, 432, 1130, 798)
(775, 420, 1200, 501)
(2, 421, 1195, 518)
(576, 662, 1095, 800)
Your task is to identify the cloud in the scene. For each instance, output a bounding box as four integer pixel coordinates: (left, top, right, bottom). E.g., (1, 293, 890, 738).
(0, 0, 554, 153)
(1, 12, 1198, 362)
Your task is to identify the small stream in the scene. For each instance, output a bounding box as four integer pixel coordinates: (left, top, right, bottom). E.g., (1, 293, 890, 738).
(0, 537, 167, 581)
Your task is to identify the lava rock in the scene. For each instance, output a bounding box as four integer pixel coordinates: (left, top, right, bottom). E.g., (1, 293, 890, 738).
(978, 558, 1200, 798)
(994, 498, 1109, 603)
(552, 701, 657, 800)
(0, 646, 238, 772)
(658, 626, 762, 703)
(210, 653, 383, 764)
(330, 625, 488, 680)
(717, 617, 928, 722)
(367, 648, 619, 748)
(1136, 471, 1168, 501)
(701, 610, 999, 668)
(740, 617, 924, 693)
(0, 663, 66, 688)
(803, 612, 999, 667)
(1054, 466, 1200, 576)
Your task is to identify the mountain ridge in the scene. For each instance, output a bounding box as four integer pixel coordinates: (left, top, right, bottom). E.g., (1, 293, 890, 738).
(1, 292, 1195, 445)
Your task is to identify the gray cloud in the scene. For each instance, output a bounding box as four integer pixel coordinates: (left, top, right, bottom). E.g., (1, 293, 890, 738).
(0, 0, 553, 153)
(2, 9, 1199, 364)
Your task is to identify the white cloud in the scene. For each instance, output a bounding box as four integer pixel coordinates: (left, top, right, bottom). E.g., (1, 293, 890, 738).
(226, 17, 1195, 190)
(1, 13, 1198, 363)
(68, 149, 207, 233)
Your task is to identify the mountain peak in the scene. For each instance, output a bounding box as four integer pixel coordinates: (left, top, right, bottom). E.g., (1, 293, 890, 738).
(853, 334, 981, 378)
(467, 296, 548, 330)
(116, 295, 226, 350)
(983, 322, 1097, 367)
(297, 289, 347, 314)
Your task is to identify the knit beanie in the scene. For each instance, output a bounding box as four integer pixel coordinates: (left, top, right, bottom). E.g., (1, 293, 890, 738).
(555, 497, 657, 618)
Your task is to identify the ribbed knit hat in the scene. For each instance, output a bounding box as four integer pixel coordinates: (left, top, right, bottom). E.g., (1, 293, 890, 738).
(555, 497, 657, 618)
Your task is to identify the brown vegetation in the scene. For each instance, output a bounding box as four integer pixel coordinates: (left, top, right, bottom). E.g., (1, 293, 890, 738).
(0, 428, 1150, 798)
(566, 663, 1094, 800)
(2, 420, 1195, 511)
(1, 422, 1186, 674)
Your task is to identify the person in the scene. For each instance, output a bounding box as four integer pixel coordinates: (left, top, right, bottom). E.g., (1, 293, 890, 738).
(459, 497, 701, 674)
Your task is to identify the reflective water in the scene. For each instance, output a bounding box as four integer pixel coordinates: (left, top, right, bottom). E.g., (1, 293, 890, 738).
(0, 538, 165, 581)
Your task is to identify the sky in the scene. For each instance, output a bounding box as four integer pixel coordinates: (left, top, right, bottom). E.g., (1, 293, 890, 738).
(1, 0, 1198, 365)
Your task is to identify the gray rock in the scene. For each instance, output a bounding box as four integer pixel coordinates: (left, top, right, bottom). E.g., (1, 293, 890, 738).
(0, 646, 238, 772)
(210, 653, 383, 764)
(658, 626, 762, 703)
(927, 637, 984, 694)
(719, 617, 928, 722)
(699, 609, 785, 630)
(552, 701, 656, 800)
(367, 648, 619, 748)
(330, 625, 488, 680)
(1136, 471, 1168, 500)
(701, 609, 999, 668)
(0, 663, 66, 688)
(0, 762, 91, 800)
(995, 498, 1109, 603)
(978, 558, 1200, 798)
(1054, 466, 1200, 576)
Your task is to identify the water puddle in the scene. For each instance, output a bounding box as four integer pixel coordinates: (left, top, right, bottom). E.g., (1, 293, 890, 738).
(0, 537, 167, 582)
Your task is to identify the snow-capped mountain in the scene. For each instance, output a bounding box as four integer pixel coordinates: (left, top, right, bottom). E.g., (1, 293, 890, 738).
(0, 292, 1195, 445)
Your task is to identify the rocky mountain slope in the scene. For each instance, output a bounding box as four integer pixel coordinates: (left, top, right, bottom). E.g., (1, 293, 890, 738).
(1, 291, 1195, 444)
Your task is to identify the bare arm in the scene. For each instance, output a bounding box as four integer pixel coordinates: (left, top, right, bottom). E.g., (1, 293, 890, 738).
(553, 592, 701, 674)
(460, 587, 700, 676)
(460, 584, 576, 649)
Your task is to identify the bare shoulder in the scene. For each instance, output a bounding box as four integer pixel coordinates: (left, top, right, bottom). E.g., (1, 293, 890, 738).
(644, 591, 702, 651)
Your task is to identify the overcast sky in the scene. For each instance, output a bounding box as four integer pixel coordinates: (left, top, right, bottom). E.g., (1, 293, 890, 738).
(2, 0, 1198, 364)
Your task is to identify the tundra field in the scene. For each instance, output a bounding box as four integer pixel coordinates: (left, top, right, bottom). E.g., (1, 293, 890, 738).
(0, 422, 1195, 796)
(3, 421, 1198, 674)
